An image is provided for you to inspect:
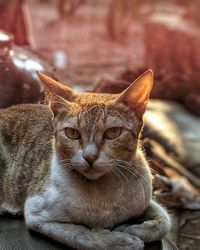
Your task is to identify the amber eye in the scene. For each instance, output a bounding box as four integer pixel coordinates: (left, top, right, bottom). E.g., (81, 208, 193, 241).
(65, 128, 81, 140)
(104, 127, 122, 140)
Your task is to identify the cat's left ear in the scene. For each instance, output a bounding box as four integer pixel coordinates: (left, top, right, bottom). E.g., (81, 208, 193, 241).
(115, 70, 153, 118)
(37, 71, 75, 101)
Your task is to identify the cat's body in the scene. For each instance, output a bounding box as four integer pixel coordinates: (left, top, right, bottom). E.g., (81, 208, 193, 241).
(0, 104, 52, 214)
(0, 71, 171, 250)
(0, 103, 150, 228)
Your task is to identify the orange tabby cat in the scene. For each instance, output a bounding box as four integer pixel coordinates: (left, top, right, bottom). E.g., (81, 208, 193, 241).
(0, 70, 171, 250)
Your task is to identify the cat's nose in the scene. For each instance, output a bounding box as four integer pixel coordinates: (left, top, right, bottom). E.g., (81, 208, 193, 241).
(83, 144, 98, 167)
(83, 155, 95, 167)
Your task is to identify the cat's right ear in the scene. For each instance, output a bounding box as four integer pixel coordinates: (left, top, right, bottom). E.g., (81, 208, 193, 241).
(115, 70, 153, 119)
(37, 72, 75, 101)
(47, 92, 71, 117)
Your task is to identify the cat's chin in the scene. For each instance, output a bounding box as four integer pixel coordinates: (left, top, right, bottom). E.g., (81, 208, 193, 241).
(75, 168, 107, 181)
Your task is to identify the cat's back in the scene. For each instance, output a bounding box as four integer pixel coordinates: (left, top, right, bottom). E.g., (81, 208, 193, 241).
(0, 104, 53, 142)
(0, 104, 52, 125)
(0, 104, 53, 152)
(0, 104, 53, 209)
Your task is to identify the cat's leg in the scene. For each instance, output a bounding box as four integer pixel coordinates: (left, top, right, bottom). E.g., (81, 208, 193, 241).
(25, 220, 144, 250)
(114, 200, 171, 243)
(0, 202, 22, 217)
(24, 198, 144, 250)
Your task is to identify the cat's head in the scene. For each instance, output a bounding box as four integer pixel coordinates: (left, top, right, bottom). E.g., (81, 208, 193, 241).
(38, 70, 153, 180)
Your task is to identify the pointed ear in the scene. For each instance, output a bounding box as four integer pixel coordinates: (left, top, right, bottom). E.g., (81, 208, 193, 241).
(37, 71, 75, 101)
(115, 70, 153, 118)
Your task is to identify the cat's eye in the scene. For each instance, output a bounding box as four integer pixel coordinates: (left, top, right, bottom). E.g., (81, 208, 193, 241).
(64, 127, 81, 140)
(104, 127, 123, 140)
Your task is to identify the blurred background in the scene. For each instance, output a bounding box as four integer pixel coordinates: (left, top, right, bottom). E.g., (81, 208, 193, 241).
(0, 1, 200, 249)
(1, 0, 200, 113)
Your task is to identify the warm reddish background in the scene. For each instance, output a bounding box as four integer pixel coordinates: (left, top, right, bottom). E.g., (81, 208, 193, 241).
(26, 0, 200, 115)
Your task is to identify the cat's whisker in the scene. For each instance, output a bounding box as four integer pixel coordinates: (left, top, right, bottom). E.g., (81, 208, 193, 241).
(58, 158, 73, 163)
(113, 164, 135, 197)
(114, 160, 147, 190)
(115, 159, 151, 185)
(58, 160, 74, 169)
(130, 166, 151, 185)
(111, 165, 125, 192)
(66, 167, 74, 174)
(61, 165, 74, 175)
(115, 162, 146, 210)
(118, 164, 146, 209)
(113, 165, 137, 213)
(149, 168, 159, 175)
(61, 163, 73, 169)
(59, 163, 72, 167)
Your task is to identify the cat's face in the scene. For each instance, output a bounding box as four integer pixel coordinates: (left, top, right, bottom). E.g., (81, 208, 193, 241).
(38, 70, 153, 180)
(53, 97, 141, 180)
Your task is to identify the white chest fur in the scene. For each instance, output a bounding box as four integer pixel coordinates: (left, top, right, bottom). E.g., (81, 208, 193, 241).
(25, 154, 150, 229)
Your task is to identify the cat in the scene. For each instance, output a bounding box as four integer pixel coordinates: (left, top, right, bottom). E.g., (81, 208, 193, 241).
(0, 70, 171, 250)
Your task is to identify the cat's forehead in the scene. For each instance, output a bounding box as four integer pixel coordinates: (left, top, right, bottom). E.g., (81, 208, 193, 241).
(74, 92, 117, 104)
(74, 92, 127, 118)
(64, 92, 138, 129)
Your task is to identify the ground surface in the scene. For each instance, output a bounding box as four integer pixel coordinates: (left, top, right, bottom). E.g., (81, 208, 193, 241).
(27, 0, 144, 90)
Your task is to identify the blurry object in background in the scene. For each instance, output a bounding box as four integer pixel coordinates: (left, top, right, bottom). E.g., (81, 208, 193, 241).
(143, 100, 200, 210)
(0, 0, 30, 46)
(178, 0, 200, 23)
(145, 12, 200, 115)
(94, 68, 149, 94)
(153, 174, 200, 210)
(105, 1, 200, 114)
(53, 49, 69, 69)
(96, 64, 200, 116)
(117, 67, 147, 83)
(0, 30, 54, 108)
(107, 0, 141, 41)
(57, 0, 85, 18)
(144, 100, 200, 176)
(94, 78, 130, 94)
(107, 0, 200, 41)
(27, 0, 145, 87)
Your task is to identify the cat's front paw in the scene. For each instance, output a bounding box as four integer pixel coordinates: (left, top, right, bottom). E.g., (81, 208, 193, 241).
(94, 230, 144, 250)
(119, 220, 168, 243)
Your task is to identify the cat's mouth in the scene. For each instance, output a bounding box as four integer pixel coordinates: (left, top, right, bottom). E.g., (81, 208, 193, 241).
(76, 168, 107, 180)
